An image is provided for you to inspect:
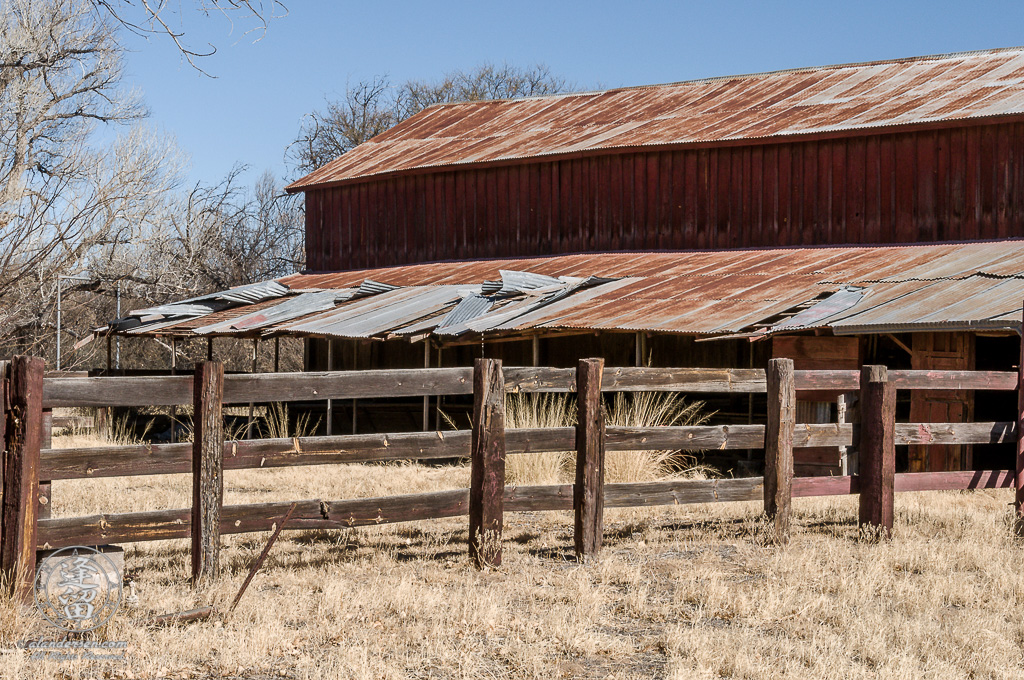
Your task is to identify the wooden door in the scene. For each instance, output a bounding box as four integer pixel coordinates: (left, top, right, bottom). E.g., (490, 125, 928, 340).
(772, 336, 861, 476)
(909, 332, 974, 471)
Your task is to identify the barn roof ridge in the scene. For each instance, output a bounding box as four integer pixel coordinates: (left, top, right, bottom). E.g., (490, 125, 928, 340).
(288, 45, 1024, 192)
(416, 45, 1024, 110)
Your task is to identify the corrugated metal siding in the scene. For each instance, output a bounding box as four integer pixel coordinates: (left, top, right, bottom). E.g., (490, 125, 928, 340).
(305, 122, 1024, 270)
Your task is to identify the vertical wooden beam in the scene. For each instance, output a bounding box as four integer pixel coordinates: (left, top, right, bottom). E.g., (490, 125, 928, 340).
(422, 341, 430, 432)
(351, 340, 358, 435)
(859, 365, 896, 536)
(38, 409, 52, 520)
(1, 356, 44, 601)
(574, 358, 606, 560)
(95, 406, 109, 439)
(1015, 315, 1024, 534)
(764, 358, 795, 542)
(326, 341, 333, 436)
(191, 360, 224, 585)
(246, 337, 258, 439)
(0, 360, 7, 504)
(837, 392, 849, 475)
(469, 358, 505, 568)
(273, 337, 280, 373)
(170, 337, 178, 444)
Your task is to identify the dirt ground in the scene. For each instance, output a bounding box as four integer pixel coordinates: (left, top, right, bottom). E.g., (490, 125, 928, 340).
(3, 457, 1024, 679)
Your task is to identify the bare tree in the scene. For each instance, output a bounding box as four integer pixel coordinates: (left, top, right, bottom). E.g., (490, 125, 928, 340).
(0, 0, 183, 357)
(151, 168, 303, 296)
(91, 0, 286, 73)
(290, 63, 574, 174)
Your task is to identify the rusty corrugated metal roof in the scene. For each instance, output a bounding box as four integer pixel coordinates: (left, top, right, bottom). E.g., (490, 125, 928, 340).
(288, 48, 1024, 191)
(103, 240, 1024, 341)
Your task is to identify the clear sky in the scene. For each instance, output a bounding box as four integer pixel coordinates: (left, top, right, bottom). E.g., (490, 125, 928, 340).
(117, 0, 1024, 188)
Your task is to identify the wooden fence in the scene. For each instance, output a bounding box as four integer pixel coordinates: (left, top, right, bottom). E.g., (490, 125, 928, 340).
(2, 354, 1022, 598)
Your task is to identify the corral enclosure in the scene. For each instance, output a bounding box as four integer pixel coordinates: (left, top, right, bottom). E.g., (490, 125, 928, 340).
(2, 353, 1023, 600)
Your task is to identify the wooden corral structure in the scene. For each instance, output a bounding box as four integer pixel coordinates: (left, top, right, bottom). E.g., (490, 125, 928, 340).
(4, 355, 1022, 598)
(98, 48, 1024, 476)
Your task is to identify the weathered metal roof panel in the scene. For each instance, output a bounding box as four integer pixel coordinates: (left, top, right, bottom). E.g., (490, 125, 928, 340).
(289, 48, 1024, 190)
(111, 240, 1024, 340)
(280, 286, 463, 338)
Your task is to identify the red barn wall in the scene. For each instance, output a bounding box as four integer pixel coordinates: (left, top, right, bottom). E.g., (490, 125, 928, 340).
(305, 122, 1024, 271)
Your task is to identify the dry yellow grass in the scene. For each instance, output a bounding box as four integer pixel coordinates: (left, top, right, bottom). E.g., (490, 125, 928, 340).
(4, 432, 1024, 678)
(503, 392, 713, 486)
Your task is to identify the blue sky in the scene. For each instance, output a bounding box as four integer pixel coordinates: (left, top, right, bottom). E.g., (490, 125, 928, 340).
(117, 0, 1024, 187)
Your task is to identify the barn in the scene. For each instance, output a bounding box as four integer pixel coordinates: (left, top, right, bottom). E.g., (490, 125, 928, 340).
(106, 47, 1024, 476)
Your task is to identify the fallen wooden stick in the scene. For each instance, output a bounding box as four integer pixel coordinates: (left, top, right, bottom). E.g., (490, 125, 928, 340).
(145, 503, 297, 626)
(229, 502, 298, 613)
(146, 605, 216, 627)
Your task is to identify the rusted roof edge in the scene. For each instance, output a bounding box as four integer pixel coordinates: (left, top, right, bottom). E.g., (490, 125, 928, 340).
(285, 112, 1024, 193)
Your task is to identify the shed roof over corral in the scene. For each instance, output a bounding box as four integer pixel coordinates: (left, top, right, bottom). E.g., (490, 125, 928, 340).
(289, 47, 1024, 191)
(102, 240, 1024, 342)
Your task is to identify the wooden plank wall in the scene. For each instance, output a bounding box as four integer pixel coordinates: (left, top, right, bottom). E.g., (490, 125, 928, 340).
(306, 122, 1024, 270)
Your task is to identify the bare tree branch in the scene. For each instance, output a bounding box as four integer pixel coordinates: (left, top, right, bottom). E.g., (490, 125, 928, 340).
(288, 63, 575, 175)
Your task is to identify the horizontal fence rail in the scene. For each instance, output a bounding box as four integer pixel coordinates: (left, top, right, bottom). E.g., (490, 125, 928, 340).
(2, 354, 1022, 599)
(35, 468, 1018, 551)
(41, 367, 1022, 408)
(38, 422, 1017, 481)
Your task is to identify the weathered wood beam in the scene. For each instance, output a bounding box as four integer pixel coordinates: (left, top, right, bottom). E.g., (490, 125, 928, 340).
(1017, 310, 1024, 535)
(604, 477, 763, 507)
(574, 358, 606, 561)
(38, 409, 51, 520)
(1, 356, 44, 602)
(469, 358, 504, 568)
(191, 361, 224, 586)
(859, 365, 896, 536)
(764, 358, 795, 542)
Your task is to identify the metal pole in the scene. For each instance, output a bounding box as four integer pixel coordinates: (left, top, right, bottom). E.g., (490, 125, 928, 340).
(55, 274, 92, 371)
(115, 280, 121, 370)
(56, 281, 62, 370)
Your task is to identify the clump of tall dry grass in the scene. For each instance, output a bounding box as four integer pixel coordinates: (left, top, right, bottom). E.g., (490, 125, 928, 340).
(262, 402, 320, 439)
(605, 391, 715, 483)
(504, 393, 577, 485)
(503, 391, 712, 485)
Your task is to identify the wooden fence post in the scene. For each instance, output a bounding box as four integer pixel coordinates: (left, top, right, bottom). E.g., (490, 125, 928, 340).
(764, 358, 795, 542)
(575, 358, 606, 561)
(1016, 305, 1024, 535)
(469, 358, 504, 568)
(38, 409, 52, 520)
(192, 360, 224, 585)
(1, 356, 44, 601)
(859, 365, 895, 536)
